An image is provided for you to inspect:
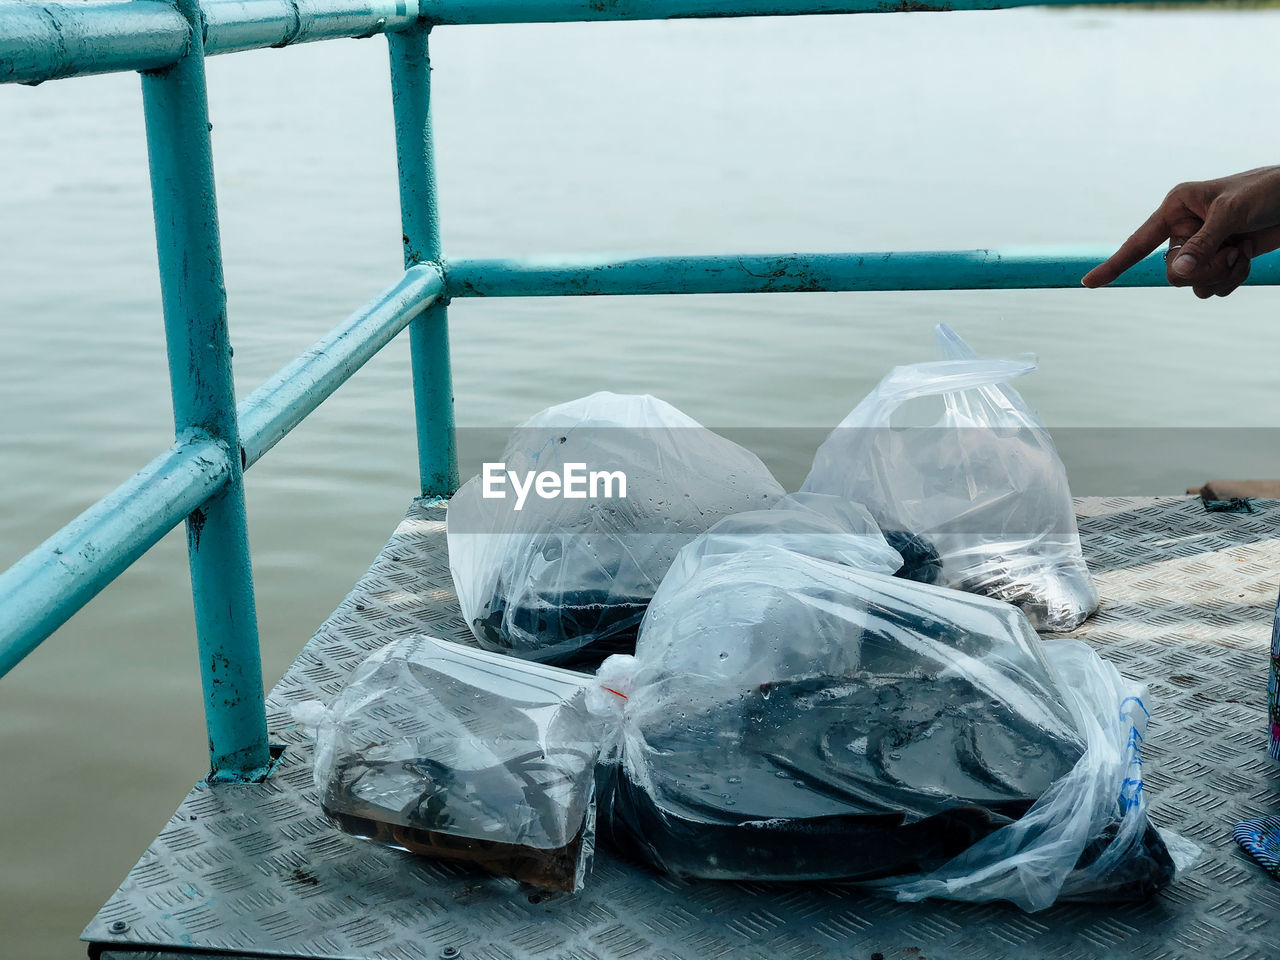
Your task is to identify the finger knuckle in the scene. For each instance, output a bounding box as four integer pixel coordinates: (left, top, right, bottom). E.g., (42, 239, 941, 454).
(1209, 193, 1240, 220)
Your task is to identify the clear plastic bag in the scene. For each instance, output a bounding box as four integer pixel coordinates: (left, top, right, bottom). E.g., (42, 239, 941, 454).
(448, 392, 784, 664)
(597, 538, 1181, 907)
(802, 324, 1097, 631)
(312, 636, 609, 892)
(867, 639, 1193, 909)
(683, 492, 905, 574)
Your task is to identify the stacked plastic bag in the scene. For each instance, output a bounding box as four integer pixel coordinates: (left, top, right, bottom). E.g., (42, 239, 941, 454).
(312, 528, 1186, 910)
(307, 329, 1193, 911)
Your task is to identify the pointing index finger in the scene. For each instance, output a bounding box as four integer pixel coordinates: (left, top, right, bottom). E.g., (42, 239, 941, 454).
(1081, 208, 1171, 288)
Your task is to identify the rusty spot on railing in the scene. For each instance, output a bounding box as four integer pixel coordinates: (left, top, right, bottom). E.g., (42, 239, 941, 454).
(878, 0, 954, 10)
(189, 506, 207, 548)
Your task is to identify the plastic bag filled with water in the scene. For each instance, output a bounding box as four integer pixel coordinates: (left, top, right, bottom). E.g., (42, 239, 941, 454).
(311, 636, 609, 892)
(802, 324, 1097, 631)
(596, 538, 1184, 910)
(447, 392, 784, 665)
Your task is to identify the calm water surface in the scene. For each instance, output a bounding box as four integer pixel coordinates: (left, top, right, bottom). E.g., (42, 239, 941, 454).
(3, 9, 1280, 957)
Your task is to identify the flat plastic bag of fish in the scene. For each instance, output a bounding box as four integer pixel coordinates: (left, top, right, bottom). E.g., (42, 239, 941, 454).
(447, 392, 784, 665)
(594, 538, 1188, 911)
(310, 635, 610, 892)
(802, 324, 1098, 631)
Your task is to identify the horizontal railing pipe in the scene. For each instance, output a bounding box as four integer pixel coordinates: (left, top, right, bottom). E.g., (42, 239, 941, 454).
(0, 0, 1204, 85)
(0, 0, 188, 84)
(421, 0, 1172, 25)
(443, 248, 1280, 297)
(0, 0, 424, 85)
(237, 263, 445, 469)
(0, 436, 232, 678)
(202, 0, 423, 55)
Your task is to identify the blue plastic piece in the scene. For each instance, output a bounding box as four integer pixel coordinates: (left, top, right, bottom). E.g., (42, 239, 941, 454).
(1234, 817, 1280, 880)
(1203, 498, 1254, 514)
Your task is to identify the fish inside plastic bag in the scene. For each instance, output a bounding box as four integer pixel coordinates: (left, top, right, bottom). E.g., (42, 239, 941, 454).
(595, 537, 1186, 910)
(802, 324, 1098, 631)
(447, 392, 784, 664)
(311, 636, 609, 892)
(309, 508, 1187, 906)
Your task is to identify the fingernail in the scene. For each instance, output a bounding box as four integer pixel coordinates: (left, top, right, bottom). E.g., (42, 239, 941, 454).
(1172, 254, 1196, 277)
(1226, 248, 1240, 268)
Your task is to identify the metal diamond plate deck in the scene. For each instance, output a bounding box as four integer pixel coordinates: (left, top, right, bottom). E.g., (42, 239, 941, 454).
(85, 496, 1280, 960)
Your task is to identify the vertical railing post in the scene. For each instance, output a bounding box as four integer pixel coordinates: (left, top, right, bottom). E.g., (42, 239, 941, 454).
(389, 22, 460, 498)
(140, 0, 271, 782)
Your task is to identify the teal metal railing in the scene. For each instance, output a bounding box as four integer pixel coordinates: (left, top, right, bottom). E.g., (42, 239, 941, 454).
(2, 0, 1278, 782)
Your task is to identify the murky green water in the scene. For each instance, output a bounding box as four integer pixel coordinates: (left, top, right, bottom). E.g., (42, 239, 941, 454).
(3, 9, 1280, 957)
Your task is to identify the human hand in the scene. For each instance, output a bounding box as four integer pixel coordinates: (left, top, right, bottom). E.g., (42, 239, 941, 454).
(1081, 165, 1280, 297)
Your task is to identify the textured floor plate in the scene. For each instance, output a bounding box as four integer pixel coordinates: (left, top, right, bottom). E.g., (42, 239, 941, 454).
(86, 497, 1280, 960)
